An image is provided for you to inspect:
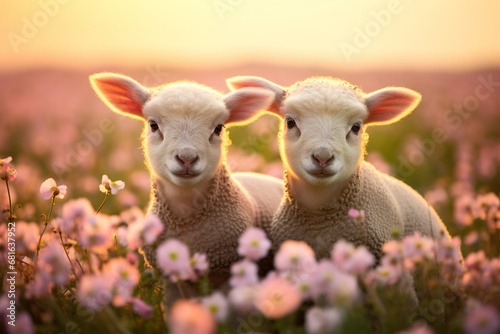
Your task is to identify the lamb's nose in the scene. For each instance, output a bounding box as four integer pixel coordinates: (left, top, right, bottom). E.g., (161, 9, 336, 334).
(312, 153, 334, 167)
(176, 154, 198, 167)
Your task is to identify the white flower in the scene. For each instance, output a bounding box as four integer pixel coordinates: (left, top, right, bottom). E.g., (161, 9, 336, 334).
(237, 227, 271, 261)
(40, 178, 67, 200)
(201, 292, 229, 322)
(156, 239, 194, 281)
(305, 307, 342, 334)
(99, 174, 125, 195)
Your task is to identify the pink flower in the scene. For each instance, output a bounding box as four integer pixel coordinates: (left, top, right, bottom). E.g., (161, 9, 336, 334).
(464, 302, 500, 334)
(103, 258, 140, 306)
(308, 260, 341, 298)
(237, 227, 271, 261)
(121, 210, 164, 250)
(7, 312, 34, 334)
(254, 276, 302, 319)
(464, 251, 488, 271)
(305, 307, 342, 334)
(331, 239, 375, 275)
(99, 174, 125, 195)
(78, 214, 113, 254)
(201, 292, 229, 322)
(370, 263, 402, 286)
(402, 232, 435, 269)
(476, 192, 499, 220)
(348, 208, 365, 223)
(455, 195, 480, 226)
(40, 178, 67, 200)
(77, 274, 113, 311)
(141, 214, 164, 245)
(464, 231, 480, 246)
(131, 298, 154, 318)
(0, 156, 17, 181)
(229, 285, 257, 313)
(120, 206, 145, 226)
(382, 240, 405, 266)
(279, 270, 314, 300)
(436, 236, 463, 275)
(169, 300, 215, 334)
(230, 259, 259, 288)
(37, 242, 72, 286)
(116, 225, 129, 248)
(331, 239, 356, 264)
(310, 260, 359, 306)
(324, 271, 359, 308)
(274, 240, 316, 274)
(0, 156, 12, 165)
(60, 198, 95, 235)
(191, 252, 209, 277)
(15, 222, 40, 254)
(156, 239, 194, 282)
(462, 251, 489, 288)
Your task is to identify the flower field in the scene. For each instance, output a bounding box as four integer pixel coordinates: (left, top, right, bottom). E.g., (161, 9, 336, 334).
(1, 67, 500, 333)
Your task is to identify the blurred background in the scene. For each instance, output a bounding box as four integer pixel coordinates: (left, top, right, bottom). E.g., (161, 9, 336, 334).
(1, 0, 499, 239)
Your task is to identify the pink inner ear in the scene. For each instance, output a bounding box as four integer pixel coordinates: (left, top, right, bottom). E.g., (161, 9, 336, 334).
(90, 73, 149, 119)
(226, 76, 285, 113)
(224, 87, 274, 126)
(365, 88, 421, 125)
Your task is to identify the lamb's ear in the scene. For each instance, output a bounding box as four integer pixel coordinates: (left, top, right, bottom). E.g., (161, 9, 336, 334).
(89, 72, 150, 120)
(364, 87, 422, 126)
(223, 87, 275, 126)
(226, 76, 285, 113)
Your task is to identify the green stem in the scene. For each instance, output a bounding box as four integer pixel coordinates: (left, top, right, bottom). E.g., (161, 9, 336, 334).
(368, 284, 387, 316)
(34, 195, 56, 266)
(95, 191, 110, 214)
(58, 230, 78, 278)
(75, 258, 85, 274)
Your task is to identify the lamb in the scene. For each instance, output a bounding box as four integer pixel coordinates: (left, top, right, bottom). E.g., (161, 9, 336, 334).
(89, 73, 283, 292)
(227, 75, 455, 260)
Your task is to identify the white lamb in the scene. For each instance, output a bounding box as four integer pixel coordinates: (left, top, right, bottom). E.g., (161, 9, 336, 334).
(227, 75, 455, 260)
(89, 73, 283, 291)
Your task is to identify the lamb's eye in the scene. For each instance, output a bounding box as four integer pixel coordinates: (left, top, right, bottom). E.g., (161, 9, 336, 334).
(351, 122, 361, 135)
(149, 120, 159, 132)
(214, 124, 225, 136)
(286, 117, 296, 129)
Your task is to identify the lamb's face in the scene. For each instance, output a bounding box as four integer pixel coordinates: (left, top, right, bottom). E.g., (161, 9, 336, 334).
(280, 81, 368, 186)
(142, 84, 229, 187)
(91, 73, 275, 189)
(226, 75, 422, 189)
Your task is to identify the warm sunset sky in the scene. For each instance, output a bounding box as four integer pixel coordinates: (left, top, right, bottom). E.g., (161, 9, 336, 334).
(1, 1, 499, 71)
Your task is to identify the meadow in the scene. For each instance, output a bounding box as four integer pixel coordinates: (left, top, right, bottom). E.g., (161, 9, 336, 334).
(1, 65, 499, 333)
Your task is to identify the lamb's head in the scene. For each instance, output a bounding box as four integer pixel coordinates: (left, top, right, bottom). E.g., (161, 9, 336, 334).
(227, 76, 421, 186)
(90, 73, 274, 187)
